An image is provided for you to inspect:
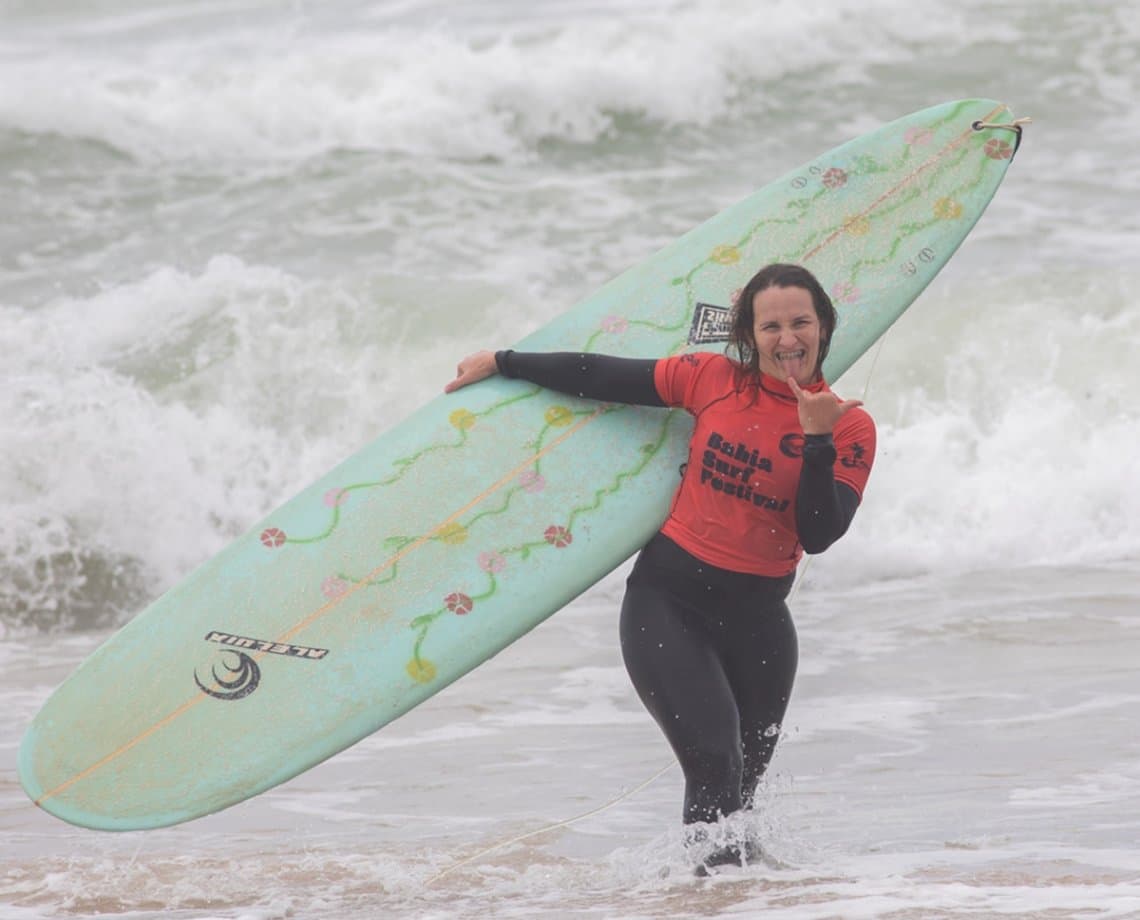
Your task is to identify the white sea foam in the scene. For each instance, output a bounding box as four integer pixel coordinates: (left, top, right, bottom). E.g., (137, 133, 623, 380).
(810, 269, 1140, 587)
(4, 0, 1128, 165)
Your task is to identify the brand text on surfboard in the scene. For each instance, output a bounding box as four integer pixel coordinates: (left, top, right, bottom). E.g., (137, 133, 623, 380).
(205, 632, 329, 660)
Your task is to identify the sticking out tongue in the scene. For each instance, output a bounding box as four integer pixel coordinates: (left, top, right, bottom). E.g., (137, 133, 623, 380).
(777, 350, 807, 378)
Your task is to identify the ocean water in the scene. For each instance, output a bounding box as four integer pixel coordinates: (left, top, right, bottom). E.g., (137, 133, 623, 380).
(2, 0, 1138, 917)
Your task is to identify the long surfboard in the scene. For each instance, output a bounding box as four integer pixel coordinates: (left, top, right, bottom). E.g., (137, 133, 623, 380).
(19, 99, 1023, 830)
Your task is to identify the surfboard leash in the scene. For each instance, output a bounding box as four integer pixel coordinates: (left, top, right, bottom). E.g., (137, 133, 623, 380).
(423, 760, 676, 885)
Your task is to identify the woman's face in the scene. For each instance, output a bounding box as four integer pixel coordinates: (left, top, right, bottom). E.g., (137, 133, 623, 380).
(750, 285, 823, 386)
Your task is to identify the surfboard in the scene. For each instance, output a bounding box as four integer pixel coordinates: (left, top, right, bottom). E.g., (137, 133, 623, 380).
(19, 99, 1024, 830)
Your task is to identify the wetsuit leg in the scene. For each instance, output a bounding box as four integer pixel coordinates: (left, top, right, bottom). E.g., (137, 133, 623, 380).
(620, 581, 745, 824)
(722, 602, 798, 808)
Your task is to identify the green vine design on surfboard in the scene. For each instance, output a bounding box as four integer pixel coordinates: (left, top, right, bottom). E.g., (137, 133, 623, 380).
(579, 314, 690, 355)
(404, 408, 684, 684)
(660, 125, 975, 316)
(280, 387, 545, 545)
(836, 146, 999, 289)
(317, 401, 620, 594)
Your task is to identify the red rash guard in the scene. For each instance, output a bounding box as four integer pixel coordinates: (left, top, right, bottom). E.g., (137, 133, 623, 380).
(654, 352, 875, 576)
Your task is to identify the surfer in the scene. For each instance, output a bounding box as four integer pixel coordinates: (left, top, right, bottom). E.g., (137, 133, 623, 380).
(446, 263, 875, 873)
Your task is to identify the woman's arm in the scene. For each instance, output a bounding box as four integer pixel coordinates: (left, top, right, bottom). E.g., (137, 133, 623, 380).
(785, 377, 865, 552)
(795, 434, 861, 553)
(446, 349, 666, 407)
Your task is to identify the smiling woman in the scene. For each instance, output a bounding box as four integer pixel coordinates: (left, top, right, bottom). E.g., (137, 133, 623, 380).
(445, 262, 875, 872)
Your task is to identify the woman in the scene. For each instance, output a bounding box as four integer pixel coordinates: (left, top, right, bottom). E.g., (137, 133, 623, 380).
(445, 263, 875, 871)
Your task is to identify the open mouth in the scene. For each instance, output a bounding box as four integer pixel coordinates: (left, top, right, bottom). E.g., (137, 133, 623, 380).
(771, 348, 812, 380)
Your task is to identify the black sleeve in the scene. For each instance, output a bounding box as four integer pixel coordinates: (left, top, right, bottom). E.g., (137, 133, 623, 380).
(495, 350, 667, 408)
(795, 434, 861, 553)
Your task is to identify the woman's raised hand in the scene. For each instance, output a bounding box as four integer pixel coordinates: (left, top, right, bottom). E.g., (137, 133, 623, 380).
(444, 350, 499, 393)
(787, 377, 863, 435)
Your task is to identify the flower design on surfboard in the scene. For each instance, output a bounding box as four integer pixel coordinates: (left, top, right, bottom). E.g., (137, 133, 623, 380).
(321, 576, 350, 599)
(478, 551, 506, 574)
(544, 406, 574, 427)
(904, 126, 933, 147)
(445, 592, 474, 615)
(449, 408, 477, 431)
(822, 167, 848, 188)
(933, 197, 963, 220)
(984, 139, 1014, 160)
(406, 658, 437, 683)
(435, 522, 468, 545)
(831, 281, 861, 304)
(544, 525, 573, 548)
(260, 528, 287, 548)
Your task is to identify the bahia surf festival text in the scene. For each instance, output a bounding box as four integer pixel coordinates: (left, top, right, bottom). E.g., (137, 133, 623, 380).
(701, 431, 789, 511)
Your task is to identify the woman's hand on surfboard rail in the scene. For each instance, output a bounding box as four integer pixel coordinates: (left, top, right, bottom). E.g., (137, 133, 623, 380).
(445, 350, 499, 393)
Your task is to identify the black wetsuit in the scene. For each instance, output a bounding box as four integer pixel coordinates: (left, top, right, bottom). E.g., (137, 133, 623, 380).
(497, 351, 860, 825)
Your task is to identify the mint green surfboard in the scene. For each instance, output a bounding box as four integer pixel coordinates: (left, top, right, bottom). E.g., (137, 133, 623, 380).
(19, 99, 1023, 830)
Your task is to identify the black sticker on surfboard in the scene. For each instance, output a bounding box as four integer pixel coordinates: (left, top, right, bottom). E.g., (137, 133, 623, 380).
(688, 302, 732, 344)
(194, 651, 261, 701)
(193, 631, 330, 701)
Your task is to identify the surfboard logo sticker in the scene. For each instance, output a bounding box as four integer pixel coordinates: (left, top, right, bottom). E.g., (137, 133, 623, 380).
(194, 651, 261, 701)
(689, 302, 732, 345)
(193, 631, 331, 701)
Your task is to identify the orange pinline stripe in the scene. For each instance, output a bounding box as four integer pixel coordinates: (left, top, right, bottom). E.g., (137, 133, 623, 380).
(35, 406, 607, 808)
(801, 103, 1005, 263)
(38, 105, 1004, 811)
(35, 695, 205, 807)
